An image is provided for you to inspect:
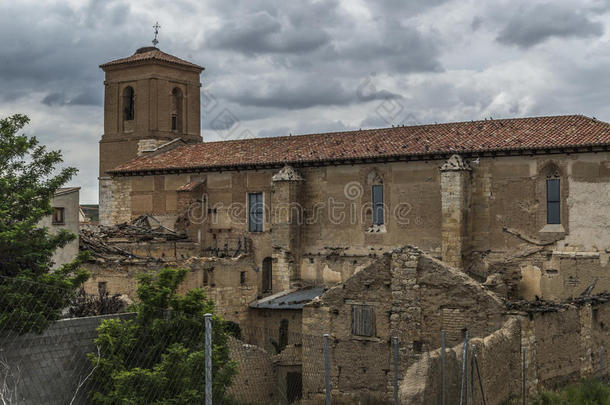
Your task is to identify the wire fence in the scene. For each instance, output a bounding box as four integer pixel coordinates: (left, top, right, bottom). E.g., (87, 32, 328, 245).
(0, 275, 609, 404)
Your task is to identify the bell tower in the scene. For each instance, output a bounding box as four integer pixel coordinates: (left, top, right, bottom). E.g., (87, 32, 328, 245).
(98, 46, 204, 177)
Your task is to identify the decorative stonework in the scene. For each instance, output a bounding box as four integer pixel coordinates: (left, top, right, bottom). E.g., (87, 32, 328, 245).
(272, 165, 304, 182)
(440, 154, 471, 171)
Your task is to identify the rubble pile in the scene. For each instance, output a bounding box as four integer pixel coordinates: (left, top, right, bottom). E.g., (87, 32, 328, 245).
(507, 292, 610, 314)
(80, 215, 188, 262)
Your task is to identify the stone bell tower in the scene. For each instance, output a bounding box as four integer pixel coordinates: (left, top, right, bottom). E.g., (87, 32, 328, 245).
(98, 46, 204, 177)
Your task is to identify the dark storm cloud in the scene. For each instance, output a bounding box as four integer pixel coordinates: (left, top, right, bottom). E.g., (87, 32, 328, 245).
(496, 4, 604, 48)
(220, 76, 402, 110)
(207, 11, 330, 54)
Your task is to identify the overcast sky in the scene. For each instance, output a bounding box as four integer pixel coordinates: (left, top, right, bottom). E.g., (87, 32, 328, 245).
(2, 0, 610, 203)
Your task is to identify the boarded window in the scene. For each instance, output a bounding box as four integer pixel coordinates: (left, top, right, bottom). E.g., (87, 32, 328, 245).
(352, 304, 375, 337)
(262, 257, 272, 293)
(546, 178, 560, 224)
(372, 185, 384, 225)
(248, 192, 263, 232)
(52, 207, 65, 225)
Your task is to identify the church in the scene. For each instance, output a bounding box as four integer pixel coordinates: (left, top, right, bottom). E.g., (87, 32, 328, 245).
(93, 45, 610, 403)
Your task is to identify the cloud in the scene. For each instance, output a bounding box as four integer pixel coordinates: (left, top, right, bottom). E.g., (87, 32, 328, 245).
(3, 0, 610, 204)
(496, 4, 604, 48)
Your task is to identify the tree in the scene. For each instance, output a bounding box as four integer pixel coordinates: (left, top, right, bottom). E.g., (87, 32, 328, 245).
(0, 114, 88, 334)
(89, 267, 237, 404)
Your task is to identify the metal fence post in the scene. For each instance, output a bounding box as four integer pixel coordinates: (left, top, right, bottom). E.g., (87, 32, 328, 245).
(393, 336, 399, 405)
(205, 313, 212, 405)
(522, 346, 526, 405)
(324, 334, 331, 405)
(601, 346, 605, 382)
(459, 331, 469, 405)
(471, 344, 475, 405)
(441, 330, 446, 405)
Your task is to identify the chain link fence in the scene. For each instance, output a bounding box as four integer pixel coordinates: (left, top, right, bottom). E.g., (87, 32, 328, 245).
(0, 275, 609, 404)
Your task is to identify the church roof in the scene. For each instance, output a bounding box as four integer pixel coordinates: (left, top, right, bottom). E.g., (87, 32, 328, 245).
(100, 47, 203, 71)
(109, 115, 610, 175)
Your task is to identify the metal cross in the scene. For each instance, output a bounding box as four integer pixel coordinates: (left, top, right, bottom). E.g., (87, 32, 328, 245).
(152, 22, 161, 47)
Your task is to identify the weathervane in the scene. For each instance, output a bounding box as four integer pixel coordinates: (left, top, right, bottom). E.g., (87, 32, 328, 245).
(152, 22, 161, 47)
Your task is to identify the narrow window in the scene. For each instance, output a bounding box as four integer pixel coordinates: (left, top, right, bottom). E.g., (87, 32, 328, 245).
(352, 304, 376, 337)
(52, 207, 65, 225)
(171, 115, 178, 131)
(262, 257, 272, 293)
(372, 185, 384, 225)
(248, 192, 263, 232)
(122, 86, 135, 121)
(546, 179, 560, 224)
(98, 281, 107, 296)
(240, 271, 246, 285)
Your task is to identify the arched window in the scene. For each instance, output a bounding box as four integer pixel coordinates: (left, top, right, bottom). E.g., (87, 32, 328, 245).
(262, 257, 272, 293)
(122, 86, 135, 121)
(171, 87, 183, 132)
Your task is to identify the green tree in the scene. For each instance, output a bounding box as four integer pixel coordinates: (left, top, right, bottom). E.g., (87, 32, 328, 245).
(89, 267, 237, 404)
(0, 114, 88, 334)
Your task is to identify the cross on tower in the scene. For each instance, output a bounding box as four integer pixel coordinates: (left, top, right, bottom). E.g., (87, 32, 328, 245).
(152, 22, 161, 47)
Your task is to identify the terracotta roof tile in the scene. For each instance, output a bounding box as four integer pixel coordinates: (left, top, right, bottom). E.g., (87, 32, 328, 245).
(100, 47, 203, 70)
(109, 115, 610, 174)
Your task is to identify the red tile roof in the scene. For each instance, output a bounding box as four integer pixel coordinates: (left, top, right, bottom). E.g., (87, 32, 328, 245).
(109, 115, 610, 175)
(100, 47, 203, 71)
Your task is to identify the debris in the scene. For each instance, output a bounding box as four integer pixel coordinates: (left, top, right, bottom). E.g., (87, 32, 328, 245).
(80, 215, 188, 262)
(506, 291, 610, 314)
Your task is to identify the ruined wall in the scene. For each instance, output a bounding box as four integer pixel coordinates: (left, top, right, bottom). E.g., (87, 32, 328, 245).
(400, 318, 522, 405)
(245, 308, 303, 354)
(82, 254, 258, 327)
(399, 302, 610, 404)
(301, 247, 506, 404)
(227, 336, 278, 404)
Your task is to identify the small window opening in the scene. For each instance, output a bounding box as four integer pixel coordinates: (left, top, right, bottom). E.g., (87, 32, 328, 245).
(52, 207, 65, 225)
(98, 281, 107, 296)
(240, 271, 246, 285)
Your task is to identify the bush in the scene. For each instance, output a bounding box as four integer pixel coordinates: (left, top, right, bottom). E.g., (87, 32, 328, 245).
(88, 267, 237, 404)
(67, 288, 127, 317)
(532, 379, 610, 405)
